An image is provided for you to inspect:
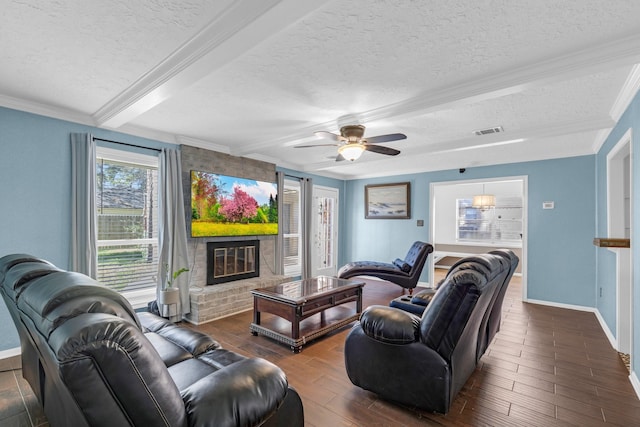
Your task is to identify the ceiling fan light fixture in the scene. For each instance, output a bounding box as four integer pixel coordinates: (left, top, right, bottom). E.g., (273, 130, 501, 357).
(338, 144, 365, 161)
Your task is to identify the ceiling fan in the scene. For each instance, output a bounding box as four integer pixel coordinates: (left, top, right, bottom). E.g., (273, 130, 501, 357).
(295, 125, 406, 161)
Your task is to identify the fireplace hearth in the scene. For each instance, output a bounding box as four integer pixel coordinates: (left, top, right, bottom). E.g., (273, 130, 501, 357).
(206, 240, 260, 285)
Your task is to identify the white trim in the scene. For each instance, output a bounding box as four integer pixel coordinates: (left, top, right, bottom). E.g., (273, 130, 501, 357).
(96, 145, 159, 167)
(94, 0, 328, 128)
(0, 347, 21, 360)
(525, 298, 598, 313)
(610, 64, 640, 122)
(311, 185, 340, 277)
(97, 238, 157, 247)
(630, 371, 640, 400)
(593, 65, 640, 152)
(176, 135, 231, 154)
(122, 287, 156, 310)
(594, 308, 618, 349)
(430, 176, 528, 303)
(605, 129, 633, 355)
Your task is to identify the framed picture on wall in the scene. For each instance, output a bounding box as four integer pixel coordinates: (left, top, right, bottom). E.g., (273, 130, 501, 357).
(365, 182, 411, 219)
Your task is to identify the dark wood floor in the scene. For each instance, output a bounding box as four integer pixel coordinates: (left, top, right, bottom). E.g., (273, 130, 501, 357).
(191, 273, 640, 426)
(1, 273, 638, 426)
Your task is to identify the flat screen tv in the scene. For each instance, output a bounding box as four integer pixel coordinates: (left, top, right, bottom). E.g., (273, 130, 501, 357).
(190, 170, 278, 237)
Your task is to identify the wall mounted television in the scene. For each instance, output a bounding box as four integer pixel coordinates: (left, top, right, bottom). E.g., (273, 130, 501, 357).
(190, 170, 278, 237)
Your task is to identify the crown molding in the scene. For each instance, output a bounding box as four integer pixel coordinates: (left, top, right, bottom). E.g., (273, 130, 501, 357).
(176, 135, 231, 154)
(592, 64, 640, 152)
(610, 64, 640, 121)
(0, 94, 95, 126)
(93, 0, 329, 129)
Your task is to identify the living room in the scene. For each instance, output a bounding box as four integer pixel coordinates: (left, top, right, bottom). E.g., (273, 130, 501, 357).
(1, 1, 640, 425)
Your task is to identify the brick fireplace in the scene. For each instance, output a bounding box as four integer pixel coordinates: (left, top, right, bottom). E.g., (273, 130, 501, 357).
(181, 145, 293, 324)
(207, 240, 259, 285)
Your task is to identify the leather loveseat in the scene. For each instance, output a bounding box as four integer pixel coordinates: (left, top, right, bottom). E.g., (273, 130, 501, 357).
(343, 252, 513, 413)
(0, 254, 303, 427)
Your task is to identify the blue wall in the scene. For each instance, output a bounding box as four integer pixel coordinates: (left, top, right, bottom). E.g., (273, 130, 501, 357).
(344, 155, 597, 306)
(0, 106, 604, 367)
(0, 107, 173, 350)
(595, 89, 640, 379)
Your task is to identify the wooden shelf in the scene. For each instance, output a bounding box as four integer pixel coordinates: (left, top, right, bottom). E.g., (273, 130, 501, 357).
(593, 238, 630, 248)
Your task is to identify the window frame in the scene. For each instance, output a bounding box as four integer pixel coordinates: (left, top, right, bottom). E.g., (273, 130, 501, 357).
(96, 146, 160, 308)
(283, 178, 302, 276)
(455, 197, 523, 245)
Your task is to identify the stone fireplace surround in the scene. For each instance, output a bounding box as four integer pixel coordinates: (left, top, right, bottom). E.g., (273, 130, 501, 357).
(180, 145, 293, 324)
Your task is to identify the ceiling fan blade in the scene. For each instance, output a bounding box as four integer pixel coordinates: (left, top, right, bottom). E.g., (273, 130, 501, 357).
(314, 131, 344, 142)
(364, 144, 401, 156)
(294, 143, 339, 148)
(363, 133, 407, 144)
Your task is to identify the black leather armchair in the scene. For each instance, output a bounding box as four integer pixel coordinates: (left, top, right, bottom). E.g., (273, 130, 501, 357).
(390, 249, 519, 358)
(337, 241, 433, 294)
(0, 254, 303, 427)
(344, 252, 511, 413)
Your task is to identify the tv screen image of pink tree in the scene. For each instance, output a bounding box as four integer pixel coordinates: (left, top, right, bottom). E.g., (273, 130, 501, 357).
(191, 171, 278, 237)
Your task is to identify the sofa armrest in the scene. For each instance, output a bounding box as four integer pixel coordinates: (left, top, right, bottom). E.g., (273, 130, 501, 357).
(181, 358, 289, 427)
(359, 305, 420, 345)
(411, 288, 436, 306)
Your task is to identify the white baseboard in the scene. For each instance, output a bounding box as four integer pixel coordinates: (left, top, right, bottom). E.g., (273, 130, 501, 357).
(593, 309, 618, 350)
(526, 299, 618, 349)
(0, 347, 20, 360)
(525, 298, 597, 313)
(630, 371, 640, 400)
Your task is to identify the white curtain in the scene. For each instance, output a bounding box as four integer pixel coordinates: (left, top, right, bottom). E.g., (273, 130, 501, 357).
(158, 148, 190, 317)
(70, 133, 97, 278)
(301, 177, 313, 279)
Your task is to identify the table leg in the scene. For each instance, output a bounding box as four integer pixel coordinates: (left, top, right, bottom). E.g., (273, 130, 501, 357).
(252, 297, 260, 336)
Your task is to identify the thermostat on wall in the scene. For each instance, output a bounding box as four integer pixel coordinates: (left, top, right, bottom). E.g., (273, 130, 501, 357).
(543, 201, 554, 209)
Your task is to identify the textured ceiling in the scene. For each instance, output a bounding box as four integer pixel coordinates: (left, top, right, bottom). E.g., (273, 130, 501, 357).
(3, 0, 640, 179)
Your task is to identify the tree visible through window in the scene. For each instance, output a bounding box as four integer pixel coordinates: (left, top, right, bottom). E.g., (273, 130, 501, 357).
(96, 149, 159, 291)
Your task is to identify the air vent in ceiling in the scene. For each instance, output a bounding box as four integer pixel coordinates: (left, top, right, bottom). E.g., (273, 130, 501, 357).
(474, 126, 503, 136)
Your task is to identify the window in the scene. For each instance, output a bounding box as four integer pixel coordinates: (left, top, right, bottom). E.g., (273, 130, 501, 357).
(456, 196, 522, 244)
(283, 178, 301, 276)
(96, 147, 159, 292)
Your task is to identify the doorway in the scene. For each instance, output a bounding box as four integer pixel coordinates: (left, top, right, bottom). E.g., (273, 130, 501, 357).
(429, 176, 528, 300)
(311, 185, 339, 277)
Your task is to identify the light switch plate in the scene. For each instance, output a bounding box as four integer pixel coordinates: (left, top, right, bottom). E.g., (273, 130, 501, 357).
(543, 201, 554, 209)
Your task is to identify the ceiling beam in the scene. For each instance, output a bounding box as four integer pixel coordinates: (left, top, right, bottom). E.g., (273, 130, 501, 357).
(235, 33, 640, 156)
(93, 0, 329, 129)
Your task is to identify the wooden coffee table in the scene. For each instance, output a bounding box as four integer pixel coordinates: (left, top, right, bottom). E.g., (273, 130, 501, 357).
(250, 276, 365, 352)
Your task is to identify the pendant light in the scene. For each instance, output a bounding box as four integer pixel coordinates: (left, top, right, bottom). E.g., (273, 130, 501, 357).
(472, 184, 495, 210)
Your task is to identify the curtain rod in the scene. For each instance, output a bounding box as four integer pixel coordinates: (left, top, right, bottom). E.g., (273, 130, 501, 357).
(92, 137, 162, 153)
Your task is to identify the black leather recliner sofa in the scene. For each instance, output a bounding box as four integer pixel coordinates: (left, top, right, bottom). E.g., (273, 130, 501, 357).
(337, 241, 434, 295)
(389, 249, 519, 360)
(0, 253, 303, 427)
(344, 251, 515, 413)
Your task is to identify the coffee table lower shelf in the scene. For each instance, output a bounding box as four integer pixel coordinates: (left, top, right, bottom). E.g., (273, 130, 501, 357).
(250, 313, 359, 352)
